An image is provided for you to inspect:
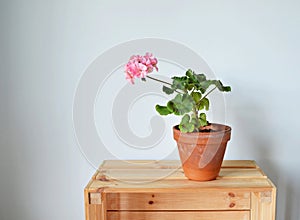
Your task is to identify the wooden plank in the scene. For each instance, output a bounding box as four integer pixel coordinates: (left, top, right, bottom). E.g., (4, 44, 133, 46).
(99, 160, 257, 170)
(96, 168, 182, 180)
(90, 193, 102, 204)
(85, 179, 95, 220)
(84, 189, 90, 220)
(251, 189, 276, 220)
(218, 168, 266, 179)
(222, 160, 257, 168)
(101, 192, 107, 220)
(89, 177, 273, 193)
(268, 179, 277, 220)
(85, 191, 107, 220)
(100, 160, 181, 169)
(95, 168, 265, 181)
(106, 191, 250, 211)
(107, 211, 250, 220)
(88, 204, 102, 220)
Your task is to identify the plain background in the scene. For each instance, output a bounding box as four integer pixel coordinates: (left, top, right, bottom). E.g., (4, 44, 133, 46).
(1, 0, 300, 219)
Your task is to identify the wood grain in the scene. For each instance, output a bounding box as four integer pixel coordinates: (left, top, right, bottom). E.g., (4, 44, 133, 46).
(107, 211, 250, 220)
(106, 191, 250, 210)
(251, 189, 277, 220)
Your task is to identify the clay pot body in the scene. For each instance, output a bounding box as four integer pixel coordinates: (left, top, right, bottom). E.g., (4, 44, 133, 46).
(173, 124, 231, 181)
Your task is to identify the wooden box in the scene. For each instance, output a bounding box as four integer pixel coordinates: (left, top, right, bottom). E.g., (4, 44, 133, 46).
(84, 160, 276, 220)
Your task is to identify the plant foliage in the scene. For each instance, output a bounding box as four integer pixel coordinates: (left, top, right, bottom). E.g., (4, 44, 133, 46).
(155, 69, 231, 133)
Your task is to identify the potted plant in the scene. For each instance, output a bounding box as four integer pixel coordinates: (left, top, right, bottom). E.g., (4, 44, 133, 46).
(124, 53, 231, 181)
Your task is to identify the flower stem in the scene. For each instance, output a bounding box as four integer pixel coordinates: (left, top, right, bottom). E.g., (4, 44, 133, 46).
(146, 75, 184, 94)
(192, 108, 199, 132)
(202, 86, 217, 99)
(146, 75, 172, 86)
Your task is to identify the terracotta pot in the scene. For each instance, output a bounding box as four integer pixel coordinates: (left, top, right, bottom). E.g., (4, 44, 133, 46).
(173, 123, 231, 181)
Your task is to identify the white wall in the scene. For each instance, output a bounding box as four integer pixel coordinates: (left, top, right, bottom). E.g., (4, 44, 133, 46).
(1, 0, 300, 219)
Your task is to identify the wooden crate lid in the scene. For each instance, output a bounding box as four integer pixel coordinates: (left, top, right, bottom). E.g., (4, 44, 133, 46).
(86, 160, 274, 193)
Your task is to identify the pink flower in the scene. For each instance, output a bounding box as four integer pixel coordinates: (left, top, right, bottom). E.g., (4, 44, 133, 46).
(124, 53, 158, 84)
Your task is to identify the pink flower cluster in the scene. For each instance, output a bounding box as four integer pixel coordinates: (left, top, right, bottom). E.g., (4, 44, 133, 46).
(125, 53, 158, 84)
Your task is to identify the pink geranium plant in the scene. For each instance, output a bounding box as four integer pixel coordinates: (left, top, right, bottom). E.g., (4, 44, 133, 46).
(124, 53, 231, 133)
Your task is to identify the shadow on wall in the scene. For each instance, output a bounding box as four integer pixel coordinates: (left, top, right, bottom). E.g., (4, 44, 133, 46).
(231, 94, 299, 220)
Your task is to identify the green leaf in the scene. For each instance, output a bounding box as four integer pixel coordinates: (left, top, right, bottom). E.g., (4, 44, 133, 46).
(191, 91, 202, 103)
(186, 83, 195, 90)
(199, 113, 208, 126)
(170, 94, 194, 115)
(191, 115, 200, 128)
(173, 93, 182, 102)
(211, 80, 231, 92)
(162, 85, 174, 95)
(199, 80, 213, 93)
(185, 69, 194, 78)
(198, 98, 209, 111)
(171, 77, 186, 90)
(179, 123, 194, 133)
(195, 73, 206, 82)
(179, 114, 194, 133)
(223, 86, 231, 92)
(184, 69, 202, 91)
(155, 105, 172, 115)
(181, 114, 190, 124)
(166, 101, 175, 113)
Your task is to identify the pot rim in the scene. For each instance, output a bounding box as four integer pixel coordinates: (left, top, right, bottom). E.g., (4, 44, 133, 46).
(173, 123, 231, 136)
